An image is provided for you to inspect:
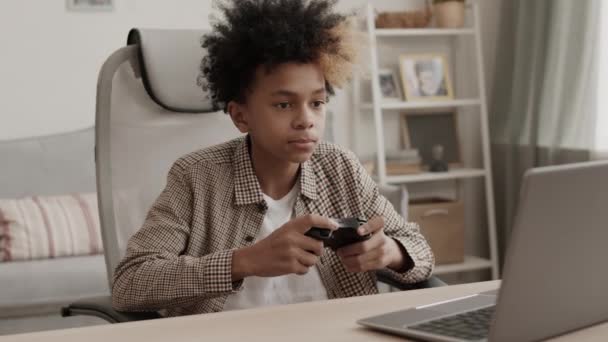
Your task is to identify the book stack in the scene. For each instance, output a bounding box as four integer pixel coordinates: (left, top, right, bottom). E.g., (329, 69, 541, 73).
(360, 149, 423, 176)
(385, 149, 422, 175)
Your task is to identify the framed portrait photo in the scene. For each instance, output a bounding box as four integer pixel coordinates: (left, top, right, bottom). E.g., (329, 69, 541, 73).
(400, 110, 462, 168)
(399, 54, 454, 101)
(378, 68, 402, 102)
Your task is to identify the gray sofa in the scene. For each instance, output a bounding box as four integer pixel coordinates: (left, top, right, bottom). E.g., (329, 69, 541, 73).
(0, 128, 109, 333)
(0, 125, 438, 334)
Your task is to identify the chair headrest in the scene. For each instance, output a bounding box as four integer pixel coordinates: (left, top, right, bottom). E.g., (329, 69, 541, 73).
(127, 28, 215, 113)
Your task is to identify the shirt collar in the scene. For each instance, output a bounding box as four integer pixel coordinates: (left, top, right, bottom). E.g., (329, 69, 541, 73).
(232, 135, 318, 206)
(299, 158, 318, 201)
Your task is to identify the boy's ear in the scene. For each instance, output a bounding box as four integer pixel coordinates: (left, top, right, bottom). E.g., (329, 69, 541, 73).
(227, 101, 249, 134)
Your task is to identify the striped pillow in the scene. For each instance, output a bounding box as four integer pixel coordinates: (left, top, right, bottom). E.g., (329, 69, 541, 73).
(0, 193, 103, 262)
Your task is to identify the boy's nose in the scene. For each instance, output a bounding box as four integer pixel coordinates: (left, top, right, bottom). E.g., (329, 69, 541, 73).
(294, 107, 315, 129)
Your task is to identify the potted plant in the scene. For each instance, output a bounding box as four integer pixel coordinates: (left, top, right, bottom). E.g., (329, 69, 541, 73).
(433, 0, 465, 28)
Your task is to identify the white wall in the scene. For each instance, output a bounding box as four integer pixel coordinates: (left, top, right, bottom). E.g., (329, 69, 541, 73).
(0, 0, 502, 144)
(0, 0, 438, 143)
(0, 0, 214, 140)
(1, 0, 505, 281)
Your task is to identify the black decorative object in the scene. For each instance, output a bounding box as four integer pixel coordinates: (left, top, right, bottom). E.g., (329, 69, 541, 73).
(429, 144, 449, 172)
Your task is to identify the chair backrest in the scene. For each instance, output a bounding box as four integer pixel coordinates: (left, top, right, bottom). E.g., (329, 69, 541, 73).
(96, 28, 242, 284)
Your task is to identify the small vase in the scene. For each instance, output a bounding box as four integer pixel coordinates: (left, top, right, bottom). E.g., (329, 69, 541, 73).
(434, 1, 465, 28)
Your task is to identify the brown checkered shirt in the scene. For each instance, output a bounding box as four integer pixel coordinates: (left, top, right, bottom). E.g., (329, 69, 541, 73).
(112, 136, 434, 316)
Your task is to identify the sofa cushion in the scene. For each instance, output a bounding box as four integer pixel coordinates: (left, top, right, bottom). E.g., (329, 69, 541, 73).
(0, 193, 102, 262)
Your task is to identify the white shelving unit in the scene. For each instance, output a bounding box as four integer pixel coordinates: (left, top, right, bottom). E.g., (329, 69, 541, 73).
(375, 28, 475, 37)
(356, 1, 499, 279)
(382, 168, 487, 185)
(362, 98, 481, 110)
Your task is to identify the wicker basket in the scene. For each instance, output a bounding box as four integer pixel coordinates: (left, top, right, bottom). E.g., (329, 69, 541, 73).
(375, 5, 432, 29)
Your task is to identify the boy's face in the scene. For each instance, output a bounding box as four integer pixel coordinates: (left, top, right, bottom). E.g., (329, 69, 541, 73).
(228, 62, 327, 164)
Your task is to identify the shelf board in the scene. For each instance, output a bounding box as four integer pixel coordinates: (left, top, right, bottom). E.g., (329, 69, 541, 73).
(434, 256, 493, 275)
(384, 168, 486, 184)
(375, 28, 475, 37)
(362, 99, 481, 110)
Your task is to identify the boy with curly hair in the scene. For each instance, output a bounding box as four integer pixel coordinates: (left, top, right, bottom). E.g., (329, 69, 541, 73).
(112, 0, 434, 317)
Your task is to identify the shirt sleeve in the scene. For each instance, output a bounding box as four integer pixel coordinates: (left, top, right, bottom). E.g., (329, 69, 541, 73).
(353, 153, 435, 284)
(111, 162, 243, 312)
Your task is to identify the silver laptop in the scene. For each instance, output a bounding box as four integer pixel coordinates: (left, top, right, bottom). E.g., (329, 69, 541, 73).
(358, 161, 608, 342)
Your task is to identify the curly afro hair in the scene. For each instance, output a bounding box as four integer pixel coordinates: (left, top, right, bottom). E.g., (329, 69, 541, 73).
(200, 0, 360, 112)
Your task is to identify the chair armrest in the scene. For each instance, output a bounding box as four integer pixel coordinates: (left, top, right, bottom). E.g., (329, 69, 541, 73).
(61, 296, 161, 323)
(376, 273, 447, 291)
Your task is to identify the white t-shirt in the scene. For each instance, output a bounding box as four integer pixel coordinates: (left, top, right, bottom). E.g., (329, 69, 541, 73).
(223, 182, 329, 311)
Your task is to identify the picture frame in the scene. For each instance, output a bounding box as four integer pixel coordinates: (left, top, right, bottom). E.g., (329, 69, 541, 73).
(66, 0, 114, 12)
(378, 68, 402, 102)
(399, 53, 454, 101)
(400, 110, 462, 168)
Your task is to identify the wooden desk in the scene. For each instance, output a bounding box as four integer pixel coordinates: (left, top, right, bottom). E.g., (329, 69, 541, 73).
(2, 280, 607, 341)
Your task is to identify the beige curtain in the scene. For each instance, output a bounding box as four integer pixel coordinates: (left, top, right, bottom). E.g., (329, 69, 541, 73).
(489, 0, 600, 263)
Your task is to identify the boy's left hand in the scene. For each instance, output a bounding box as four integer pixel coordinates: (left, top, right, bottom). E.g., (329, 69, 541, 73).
(335, 216, 406, 273)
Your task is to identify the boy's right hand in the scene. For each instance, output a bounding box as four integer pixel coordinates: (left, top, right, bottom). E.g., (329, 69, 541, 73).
(232, 214, 338, 280)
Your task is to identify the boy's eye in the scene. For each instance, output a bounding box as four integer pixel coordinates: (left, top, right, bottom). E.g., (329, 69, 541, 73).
(274, 102, 291, 109)
(312, 100, 325, 108)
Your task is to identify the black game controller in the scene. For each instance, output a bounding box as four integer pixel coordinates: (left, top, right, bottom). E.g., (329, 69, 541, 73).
(305, 217, 371, 250)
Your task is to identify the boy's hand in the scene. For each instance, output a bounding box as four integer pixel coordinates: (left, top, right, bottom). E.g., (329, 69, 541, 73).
(335, 216, 407, 273)
(232, 214, 338, 280)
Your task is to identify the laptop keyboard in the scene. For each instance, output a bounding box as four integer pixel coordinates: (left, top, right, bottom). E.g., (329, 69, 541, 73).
(408, 305, 495, 341)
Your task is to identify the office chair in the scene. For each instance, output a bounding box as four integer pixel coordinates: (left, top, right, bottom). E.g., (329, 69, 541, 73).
(61, 28, 445, 324)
